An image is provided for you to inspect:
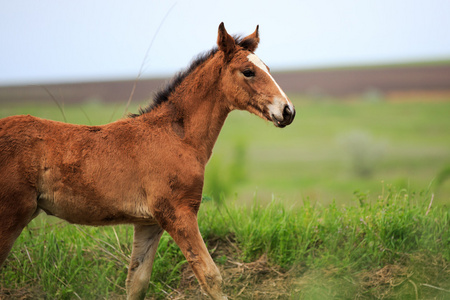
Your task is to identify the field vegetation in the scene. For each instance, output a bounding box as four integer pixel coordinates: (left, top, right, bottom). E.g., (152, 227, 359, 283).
(1, 95, 449, 299)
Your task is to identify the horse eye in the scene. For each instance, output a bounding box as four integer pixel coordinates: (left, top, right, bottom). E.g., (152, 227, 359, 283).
(242, 69, 255, 78)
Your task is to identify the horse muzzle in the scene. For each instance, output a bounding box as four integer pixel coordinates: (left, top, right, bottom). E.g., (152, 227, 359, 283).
(271, 103, 295, 128)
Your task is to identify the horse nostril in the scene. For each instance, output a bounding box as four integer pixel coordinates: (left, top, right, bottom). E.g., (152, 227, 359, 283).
(283, 105, 292, 119)
(281, 104, 295, 125)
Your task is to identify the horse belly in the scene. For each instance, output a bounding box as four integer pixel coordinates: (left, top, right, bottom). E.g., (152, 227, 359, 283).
(37, 157, 156, 225)
(37, 189, 156, 226)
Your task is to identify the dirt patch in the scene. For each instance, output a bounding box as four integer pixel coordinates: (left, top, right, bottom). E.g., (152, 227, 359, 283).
(358, 264, 411, 299)
(163, 237, 296, 299)
(164, 243, 450, 300)
(0, 284, 45, 300)
(171, 254, 294, 299)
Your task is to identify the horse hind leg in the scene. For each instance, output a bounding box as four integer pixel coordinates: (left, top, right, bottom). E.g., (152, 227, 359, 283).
(0, 188, 39, 267)
(126, 224, 164, 300)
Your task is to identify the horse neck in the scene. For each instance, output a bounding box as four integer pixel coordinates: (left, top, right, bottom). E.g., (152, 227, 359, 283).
(167, 61, 230, 164)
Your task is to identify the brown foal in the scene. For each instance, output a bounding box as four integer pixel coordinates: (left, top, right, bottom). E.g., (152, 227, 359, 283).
(0, 23, 295, 299)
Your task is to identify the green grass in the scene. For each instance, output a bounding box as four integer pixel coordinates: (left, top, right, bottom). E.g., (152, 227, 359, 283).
(1, 220, 185, 299)
(1, 186, 449, 299)
(203, 186, 450, 267)
(1, 96, 450, 298)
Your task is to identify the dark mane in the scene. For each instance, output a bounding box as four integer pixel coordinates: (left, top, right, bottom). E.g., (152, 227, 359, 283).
(129, 35, 253, 118)
(129, 47, 218, 118)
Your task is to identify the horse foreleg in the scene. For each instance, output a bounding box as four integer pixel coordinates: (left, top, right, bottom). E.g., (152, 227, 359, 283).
(0, 188, 39, 267)
(164, 213, 227, 300)
(126, 224, 164, 300)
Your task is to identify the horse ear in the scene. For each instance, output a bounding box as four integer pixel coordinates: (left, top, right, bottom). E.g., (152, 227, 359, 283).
(217, 22, 236, 59)
(239, 25, 260, 52)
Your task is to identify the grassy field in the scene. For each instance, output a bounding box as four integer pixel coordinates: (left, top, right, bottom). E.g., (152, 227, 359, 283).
(1, 189, 449, 299)
(207, 96, 450, 206)
(1, 95, 450, 298)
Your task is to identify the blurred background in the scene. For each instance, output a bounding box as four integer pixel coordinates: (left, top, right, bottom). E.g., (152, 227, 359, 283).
(1, 0, 450, 206)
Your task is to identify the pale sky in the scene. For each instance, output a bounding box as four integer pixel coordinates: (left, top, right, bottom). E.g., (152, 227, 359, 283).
(1, 0, 449, 85)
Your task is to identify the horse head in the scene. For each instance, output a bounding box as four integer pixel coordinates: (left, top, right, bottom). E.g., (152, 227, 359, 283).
(217, 22, 295, 128)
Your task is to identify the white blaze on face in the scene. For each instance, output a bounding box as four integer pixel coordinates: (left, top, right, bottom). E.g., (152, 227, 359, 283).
(247, 53, 294, 118)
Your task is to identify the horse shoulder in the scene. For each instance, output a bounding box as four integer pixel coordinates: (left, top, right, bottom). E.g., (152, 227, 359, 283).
(0, 115, 50, 179)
